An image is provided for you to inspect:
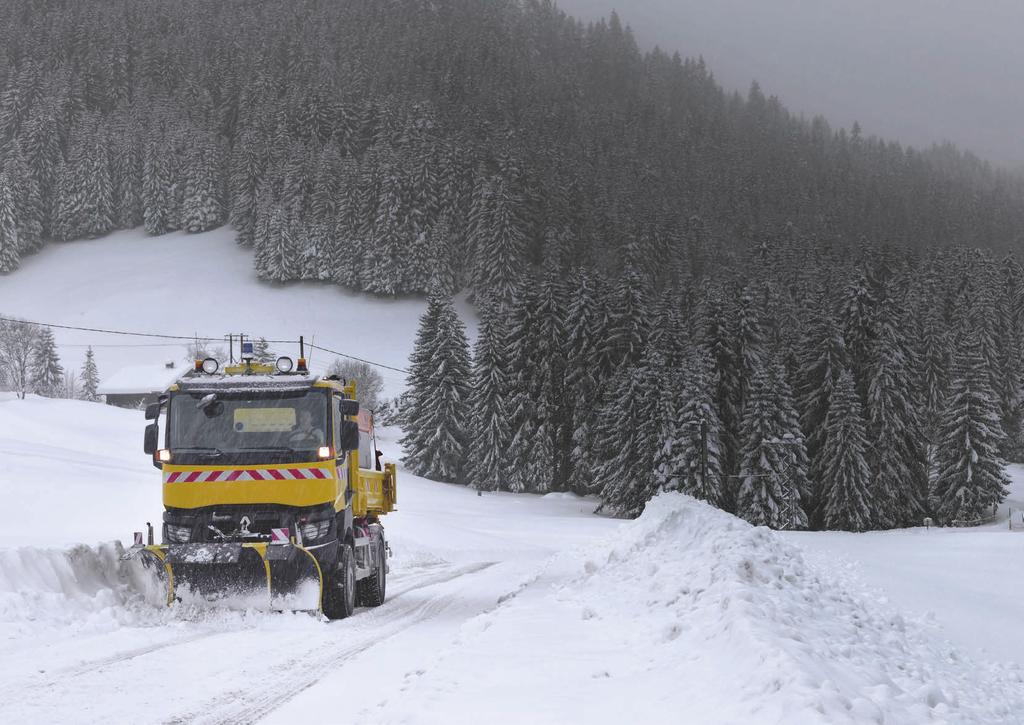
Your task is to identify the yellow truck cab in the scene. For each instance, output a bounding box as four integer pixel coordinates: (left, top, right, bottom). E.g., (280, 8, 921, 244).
(135, 352, 396, 619)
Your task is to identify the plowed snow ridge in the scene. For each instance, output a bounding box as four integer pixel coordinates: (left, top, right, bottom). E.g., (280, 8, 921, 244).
(380, 494, 1024, 724)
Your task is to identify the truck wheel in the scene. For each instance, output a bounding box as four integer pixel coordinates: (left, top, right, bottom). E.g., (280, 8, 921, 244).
(323, 543, 356, 620)
(357, 538, 387, 607)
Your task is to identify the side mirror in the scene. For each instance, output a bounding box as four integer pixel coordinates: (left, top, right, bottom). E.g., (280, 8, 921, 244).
(339, 399, 359, 417)
(144, 402, 161, 420)
(144, 423, 159, 455)
(339, 420, 360, 452)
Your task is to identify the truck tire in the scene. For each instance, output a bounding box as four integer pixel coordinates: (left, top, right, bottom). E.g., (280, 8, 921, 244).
(323, 542, 356, 620)
(357, 537, 387, 607)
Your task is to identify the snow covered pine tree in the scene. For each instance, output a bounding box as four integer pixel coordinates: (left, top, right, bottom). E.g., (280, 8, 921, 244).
(933, 340, 1009, 525)
(401, 290, 471, 483)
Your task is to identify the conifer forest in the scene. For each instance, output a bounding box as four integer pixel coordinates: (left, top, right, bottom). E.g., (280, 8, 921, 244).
(2, 0, 1023, 530)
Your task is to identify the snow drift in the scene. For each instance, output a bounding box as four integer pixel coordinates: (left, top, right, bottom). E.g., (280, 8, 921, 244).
(0, 542, 165, 637)
(386, 494, 1024, 724)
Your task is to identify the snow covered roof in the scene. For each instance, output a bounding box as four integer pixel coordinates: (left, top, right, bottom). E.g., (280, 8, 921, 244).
(97, 363, 184, 396)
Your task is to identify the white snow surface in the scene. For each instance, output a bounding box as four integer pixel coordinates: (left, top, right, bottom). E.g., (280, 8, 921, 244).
(3, 396, 1024, 723)
(0, 226, 477, 397)
(782, 464, 1024, 668)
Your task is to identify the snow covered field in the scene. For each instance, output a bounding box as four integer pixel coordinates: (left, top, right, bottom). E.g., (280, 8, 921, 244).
(783, 465, 1024, 667)
(3, 396, 1024, 723)
(0, 227, 477, 397)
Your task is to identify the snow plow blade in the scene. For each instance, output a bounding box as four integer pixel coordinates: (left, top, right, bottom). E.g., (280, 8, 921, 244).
(122, 542, 325, 612)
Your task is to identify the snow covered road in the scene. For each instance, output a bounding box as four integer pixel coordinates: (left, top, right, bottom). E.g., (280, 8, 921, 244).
(0, 397, 615, 723)
(1, 561, 509, 723)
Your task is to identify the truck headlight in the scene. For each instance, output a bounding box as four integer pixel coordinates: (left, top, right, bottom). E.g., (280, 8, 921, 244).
(299, 520, 331, 542)
(165, 524, 191, 543)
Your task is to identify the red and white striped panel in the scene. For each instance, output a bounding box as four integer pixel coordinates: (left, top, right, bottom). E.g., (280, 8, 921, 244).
(164, 467, 333, 483)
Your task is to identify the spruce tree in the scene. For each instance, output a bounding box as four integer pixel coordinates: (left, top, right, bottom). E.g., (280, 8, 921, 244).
(701, 288, 741, 497)
(143, 138, 176, 235)
(254, 206, 297, 282)
(503, 285, 542, 493)
(4, 143, 43, 253)
(933, 339, 1009, 524)
(795, 302, 846, 518)
(228, 129, 267, 247)
(309, 144, 343, 223)
(330, 156, 363, 289)
(426, 217, 457, 296)
(994, 255, 1024, 457)
(819, 368, 874, 531)
(30, 327, 63, 397)
(469, 173, 526, 311)
(181, 138, 224, 233)
(564, 269, 602, 494)
(916, 305, 951, 440)
(531, 261, 569, 490)
(838, 271, 876, 401)
(81, 347, 100, 402)
(735, 361, 809, 530)
(600, 252, 650, 373)
(652, 366, 685, 495)
(465, 303, 510, 491)
(363, 159, 412, 295)
(110, 129, 143, 229)
(400, 292, 471, 483)
(252, 337, 275, 363)
(22, 111, 62, 237)
(867, 301, 928, 528)
(736, 283, 765, 410)
(597, 351, 662, 517)
(73, 124, 114, 239)
(667, 353, 724, 505)
(0, 171, 20, 273)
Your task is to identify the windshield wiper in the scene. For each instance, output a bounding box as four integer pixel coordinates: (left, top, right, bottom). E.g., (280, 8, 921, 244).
(173, 446, 223, 457)
(240, 446, 299, 453)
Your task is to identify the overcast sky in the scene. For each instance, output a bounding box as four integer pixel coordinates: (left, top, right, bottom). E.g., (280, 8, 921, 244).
(556, 0, 1024, 170)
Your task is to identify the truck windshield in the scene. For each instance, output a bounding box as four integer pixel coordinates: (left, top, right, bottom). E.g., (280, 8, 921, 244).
(169, 390, 328, 455)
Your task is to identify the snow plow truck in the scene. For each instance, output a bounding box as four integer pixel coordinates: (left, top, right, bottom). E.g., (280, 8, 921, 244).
(125, 343, 396, 619)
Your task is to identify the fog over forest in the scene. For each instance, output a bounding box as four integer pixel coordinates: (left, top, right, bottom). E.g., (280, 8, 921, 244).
(558, 0, 1024, 170)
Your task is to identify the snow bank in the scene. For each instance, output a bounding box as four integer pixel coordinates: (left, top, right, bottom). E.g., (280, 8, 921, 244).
(0, 542, 165, 638)
(0, 395, 160, 548)
(387, 494, 1024, 724)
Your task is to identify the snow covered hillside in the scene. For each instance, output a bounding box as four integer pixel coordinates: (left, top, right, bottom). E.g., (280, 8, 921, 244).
(0, 226, 477, 397)
(3, 396, 1024, 723)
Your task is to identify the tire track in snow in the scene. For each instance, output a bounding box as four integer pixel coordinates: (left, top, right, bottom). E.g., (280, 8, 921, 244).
(163, 561, 497, 725)
(0, 561, 491, 715)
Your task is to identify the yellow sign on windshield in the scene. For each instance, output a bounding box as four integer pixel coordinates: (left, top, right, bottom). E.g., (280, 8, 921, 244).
(234, 408, 296, 433)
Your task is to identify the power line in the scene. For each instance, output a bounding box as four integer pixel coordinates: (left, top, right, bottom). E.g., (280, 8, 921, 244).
(307, 342, 409, 375)
(55, 342, 187, 349)
(0, 315, 223, 342)
(0, 314, 408, 376)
